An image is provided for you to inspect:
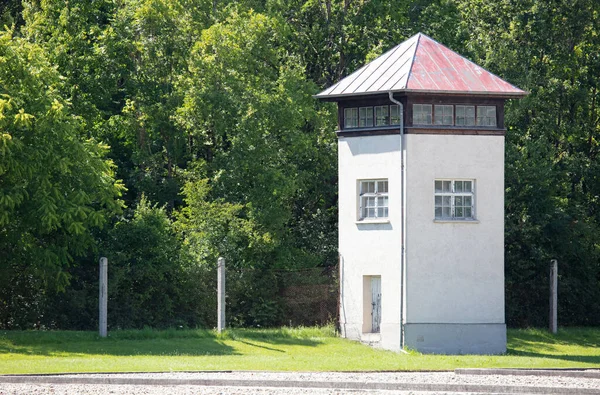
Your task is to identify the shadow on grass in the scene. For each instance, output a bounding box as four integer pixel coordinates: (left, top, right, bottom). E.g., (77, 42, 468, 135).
(507, 327, 600, 364)
(506, 349, 600, 364)
(0, 328, 324, 357)
(236, 340, 285, 353)
(0, 336, 237, 357)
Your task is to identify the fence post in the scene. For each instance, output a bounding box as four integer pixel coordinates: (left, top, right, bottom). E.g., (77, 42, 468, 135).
(217, 257, 226, 332)
(549, 259, 558, 334)
(99, 257, 108, 338)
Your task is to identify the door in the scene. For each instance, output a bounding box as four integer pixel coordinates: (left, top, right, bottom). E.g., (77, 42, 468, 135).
(371, 276, 381, 333)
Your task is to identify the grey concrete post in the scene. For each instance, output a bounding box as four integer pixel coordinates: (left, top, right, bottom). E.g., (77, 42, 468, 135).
(549, 259, 558, 334)
(99, 257, 108, 338)
(217, 257, 226, 332)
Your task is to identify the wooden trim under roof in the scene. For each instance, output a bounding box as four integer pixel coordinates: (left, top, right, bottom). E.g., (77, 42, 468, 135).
(337, 127, 505, 138)
(406, 127, 505, 136)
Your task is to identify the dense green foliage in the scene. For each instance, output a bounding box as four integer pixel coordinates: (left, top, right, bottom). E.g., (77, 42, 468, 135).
(456, 0, 600, 326)
(0, 0, 599, 329)
(0, 27, 123, 328)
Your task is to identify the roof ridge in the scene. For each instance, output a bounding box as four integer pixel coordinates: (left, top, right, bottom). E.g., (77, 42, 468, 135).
(354, 36, 416, 93)
(403, 33, 421, 91)
(336, 37, 411, 96)
(366, 35, 419, 92)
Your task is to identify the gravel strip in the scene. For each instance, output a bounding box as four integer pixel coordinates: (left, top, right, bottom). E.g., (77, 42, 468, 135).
(0, 384, 451, 395)
(2, 371, 599, 394)
(51, 371, 600, 390)
(457, 368, 600, 378)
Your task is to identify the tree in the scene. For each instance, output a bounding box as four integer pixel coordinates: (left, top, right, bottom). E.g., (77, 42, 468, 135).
(177, 10, 337, 267)
(0, 28, 123, 327)
(456, 0, 600, 326)
(266, 0, 413, 87)
(106, 196, 202, 328)
(176, 175, 279, 326)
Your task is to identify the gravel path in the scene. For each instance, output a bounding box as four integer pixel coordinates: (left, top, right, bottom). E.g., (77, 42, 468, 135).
(1, 371, 599, 394)
(57, 371, 600, 389)
(0, 384, 442, 395)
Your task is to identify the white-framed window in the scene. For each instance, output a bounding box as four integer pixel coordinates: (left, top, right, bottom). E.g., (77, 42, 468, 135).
(344, 107, 358, 128)
(413, 104, 432, 125)
(476, 106, 497, 126)
(434, 179, 475, 220)
(434, 105, 454, 125)
(359, 107, 373, 127)
(455, 105, 476, 126)
(359, 179, 389, 220)
(375, 105, 389, 126)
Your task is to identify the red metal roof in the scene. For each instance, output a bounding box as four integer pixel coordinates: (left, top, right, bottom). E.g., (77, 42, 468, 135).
(316, 33, 527, 99)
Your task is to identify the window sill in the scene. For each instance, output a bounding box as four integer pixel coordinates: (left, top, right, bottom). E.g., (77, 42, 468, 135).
(433, 219, 479, 224)
(356, 219, 391, 225)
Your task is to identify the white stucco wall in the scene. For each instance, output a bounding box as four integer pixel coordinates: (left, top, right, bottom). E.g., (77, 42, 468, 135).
(404, 134, 505, 325)
(338, 134, 403, 351)
(338, 132, 505, 353)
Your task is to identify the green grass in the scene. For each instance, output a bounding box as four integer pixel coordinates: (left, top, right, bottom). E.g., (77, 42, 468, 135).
(1, 326, 599, 374)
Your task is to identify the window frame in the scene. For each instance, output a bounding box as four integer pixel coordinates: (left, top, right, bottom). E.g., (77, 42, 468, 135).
(390, 104, 401, 125)
(344, 107, 359, 128)
(434, 179, 476, 221)
(413, 104, 433, 125)
(476, 105, 497, 127)
(345, 103, 499, 130)
(434, 104, 454, 126)
(411, 103, 498, 128)
(358, 106, 374, 128)
(375, 105, 390, 126)
(343, 104, 402, 130)
(455, 105, 476, 126)
(358, 179, 389, 221)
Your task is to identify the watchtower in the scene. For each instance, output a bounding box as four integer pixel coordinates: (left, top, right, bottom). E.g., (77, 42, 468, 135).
(316, 33, 527, 354)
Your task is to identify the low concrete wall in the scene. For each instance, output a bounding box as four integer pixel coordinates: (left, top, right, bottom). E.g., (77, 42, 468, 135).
(404, 323, 506, 354)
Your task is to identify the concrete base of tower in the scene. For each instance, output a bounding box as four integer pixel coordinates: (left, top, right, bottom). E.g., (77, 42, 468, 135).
(403, 323, 506, 355)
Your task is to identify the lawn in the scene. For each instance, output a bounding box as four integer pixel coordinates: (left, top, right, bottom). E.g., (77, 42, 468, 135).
(1, 326, 599, 374)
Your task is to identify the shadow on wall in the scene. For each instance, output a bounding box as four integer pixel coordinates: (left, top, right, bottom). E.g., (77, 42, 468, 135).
(345, 136, 400, 156)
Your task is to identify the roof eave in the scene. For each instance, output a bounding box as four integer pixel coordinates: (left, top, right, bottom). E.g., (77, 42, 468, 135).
(313, 90, 394, 101)
(402, 89, 529, 98)
(314, 89, 529, 101)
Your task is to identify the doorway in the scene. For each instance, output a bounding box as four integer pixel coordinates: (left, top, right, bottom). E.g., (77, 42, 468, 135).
(363, 275, 381, 333)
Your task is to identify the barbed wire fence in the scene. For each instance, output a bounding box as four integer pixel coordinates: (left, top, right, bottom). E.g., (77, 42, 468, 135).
(276, 265, 339, 327)
(221, 263, 339, 329)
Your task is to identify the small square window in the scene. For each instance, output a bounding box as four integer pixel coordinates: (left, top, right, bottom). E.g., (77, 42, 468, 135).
(359, 179, 389, 220)
(477, 106, 496, 127)
(434, 179, 475, 220)
(344, 107, 358, 128)
(375, 106, 389, 126)
(455, 105, 475, 126)
(359, 107, 373, 128)
(434, 105, 453, 125)
(413, 104, 432, 125)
